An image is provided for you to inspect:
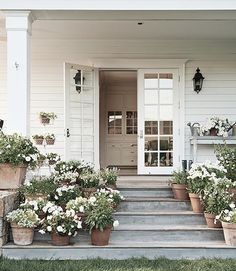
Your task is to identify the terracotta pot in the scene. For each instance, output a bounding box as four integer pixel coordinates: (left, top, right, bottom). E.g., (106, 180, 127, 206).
(11, 223, 34, 245)
(106, 184, 117, 190)
(222, 221, 236, 246)
(229, 188, 236, 202)
(189, 193, 203, 213)
(204, 212, 222, 228)
(209, 128, 218, 136)
(51, 232, 70, 246)
(91, 227, 112, 246)
(171, 183, 189, 200)
(0, 163, 27, 189)
(25, 193, 48, 201)
(48, 160, 57, 166)
(34, 138, 44, 145)
(40, 116, 50, 124)
(82, 187, 97, 198)
(45, 139, 55, 145)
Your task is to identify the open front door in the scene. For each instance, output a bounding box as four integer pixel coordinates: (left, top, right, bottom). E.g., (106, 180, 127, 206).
(64, 63, 97, 164)
(137, 69, 179, 175)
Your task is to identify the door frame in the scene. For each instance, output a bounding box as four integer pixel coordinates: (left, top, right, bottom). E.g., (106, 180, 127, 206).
(65, 59, 187, 173)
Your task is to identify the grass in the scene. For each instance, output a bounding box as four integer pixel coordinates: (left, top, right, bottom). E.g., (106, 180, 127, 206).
(1, 258, 236, 271)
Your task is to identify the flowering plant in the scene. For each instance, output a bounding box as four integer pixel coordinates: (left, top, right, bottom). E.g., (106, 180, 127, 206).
(19, 176, 57, 197)
(54, 160, 94, 175)
(215, 145, 236, 182)
(66, 196, 88, 213)
(32, 134, 44, 140)
(20, 199, 48, 213)
(200, 117, 231, 137)
(187, 161, 227, 195)
(45, 153, 61, 165)
(0, 132, 39, 168)
(53, 185, 81, 206)
(216, 203, 236, 223)
(6, 208, 39, 228)
(85, 196, 119, 233)
(171, 170, 189, 185)
(39, 209, 82, 236)
(45, 134, 55, 140)
(53, 171, 79, 184)
(80, 171, 101, 188)
(39, 112, 57, 120)
(100, 168, 118, 186)
(95, 188, 124, 207)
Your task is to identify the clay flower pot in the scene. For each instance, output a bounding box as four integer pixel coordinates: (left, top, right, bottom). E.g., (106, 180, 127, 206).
(82, 187, 97, 198)
(204, 212, 222, 228)
(222, 222, 236, 246)
(24, 193, 48, 202)
(91, 227, 112, 246)
(171, 183, 189, 200)
(40, 116, 50, 124)
(45, 138, 55, 145)
(209, 128, 218, 136)
(189, 193, 203, 213)
(106, 184, 117, 190)
(229, 188, 236, 202)
(11, 223, 34, 246)
(48, 160, 57, 166)
(34, 138, 44, 145)
(51, 232, 70, 246)
(0, 163, 27, 189)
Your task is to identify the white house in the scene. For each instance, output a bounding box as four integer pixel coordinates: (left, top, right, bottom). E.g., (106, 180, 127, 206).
(1, 1, 236, 176)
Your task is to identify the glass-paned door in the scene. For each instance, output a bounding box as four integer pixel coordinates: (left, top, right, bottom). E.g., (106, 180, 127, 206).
(137, 69, 179, 174)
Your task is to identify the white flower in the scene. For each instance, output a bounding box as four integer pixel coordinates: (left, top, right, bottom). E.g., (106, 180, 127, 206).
(25, 156, 31, 162)
(57, 226, 63, 232)
(54, 195, 59, 200)
(88, 197, 96, 204)
(225, 216, 231, 222)
(230, 203, 235, 209)
(47, 226, 52, 232)
(79, 206, 84, 213)
(39, 230, 46, 234)
(113, 220, 119, 228)
(77, 221, 82, 229)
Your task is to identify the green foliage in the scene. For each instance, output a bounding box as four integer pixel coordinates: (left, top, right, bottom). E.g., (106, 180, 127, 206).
(100, 168, 118, 186)
(54, 160, 94, 175)
(171, 170, 189, 185)
(215, 144, 236, 181)
(80, 171, 101, 188)
(0, 132, 39, 168)
(19, 177, 57, 197)
(85, 196, 115, 232)
(39, 112, 57, 120)
(32, 135, 44, 139)
(53, 186, 82, 206)
(6, 208, 39, 228)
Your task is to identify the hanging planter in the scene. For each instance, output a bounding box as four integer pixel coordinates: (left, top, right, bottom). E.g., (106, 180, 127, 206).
(45, 134, 55, 145)
(32, 135, 44, 145)
(39, 112, 57, 125)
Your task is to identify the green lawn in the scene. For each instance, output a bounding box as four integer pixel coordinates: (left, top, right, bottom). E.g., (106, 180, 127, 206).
(1, 258, 236, 271)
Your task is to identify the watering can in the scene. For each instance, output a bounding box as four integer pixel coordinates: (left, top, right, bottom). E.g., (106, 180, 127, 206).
(187, 122, 200, 137)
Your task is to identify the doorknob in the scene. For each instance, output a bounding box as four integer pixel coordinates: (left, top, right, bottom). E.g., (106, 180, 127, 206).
(139, 130, 143, 139)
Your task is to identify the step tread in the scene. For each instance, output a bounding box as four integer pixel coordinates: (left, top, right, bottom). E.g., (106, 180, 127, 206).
(123, 197, 189, 202)
(114, 211, 203, 216)
(114, 225, 222, 231)
(118, 186, 171, 190)
(4, 240, 231, 249)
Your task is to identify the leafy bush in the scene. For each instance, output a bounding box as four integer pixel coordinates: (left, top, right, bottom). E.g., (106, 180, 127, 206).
(0, 132, 39, 168)
(100, 168, 118, 186)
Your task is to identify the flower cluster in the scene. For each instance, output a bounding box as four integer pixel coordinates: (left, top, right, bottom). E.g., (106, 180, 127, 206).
(66, 197, 88, 213)
(6, 209, 39, 228)
(54, 160, 93, 175)
(216, 203, 236, 223)
(53, 171, 79, 184)
(95, 188, 125, 207)
(200, 117, 231, 137)
(53, 185, 82, 206)
(80, 171, 101, 188)
(100, 168, 118, 186)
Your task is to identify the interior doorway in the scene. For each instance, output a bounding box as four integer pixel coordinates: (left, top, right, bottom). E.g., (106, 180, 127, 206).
(99, 70, 138, 175)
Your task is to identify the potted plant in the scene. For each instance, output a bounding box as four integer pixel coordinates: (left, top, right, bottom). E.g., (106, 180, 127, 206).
(39, 208, 82, 246)
(170, 170, 189, 200)
(95, 187, 124, 210)
(200, 117, 231, 137)
(202, 182, 232, 228)
(53, 171, 79, 186)
(187, 161, 227, 213)
(39, 112, 57, 124)
(45, 134, 55, 145)
(37, 153, 46, 167)
(45, 152, 61, 165)
(19, 176, 57, 201)
(52, 185, 82, 210)
(54, 160, 94, 176)
(32, 134, 44, 145)
(6, 208, 39, 245)
(100, 168, 118, 189)
(85, 197, 119, 246)
(0, 132, 39, 189)
(19, 199, 49, 220)
(80, 171, 101, 198)
(217, 203, 236, 246)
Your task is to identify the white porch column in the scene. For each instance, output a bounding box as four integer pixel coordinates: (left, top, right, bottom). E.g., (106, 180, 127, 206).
(5, 11, 33, 136)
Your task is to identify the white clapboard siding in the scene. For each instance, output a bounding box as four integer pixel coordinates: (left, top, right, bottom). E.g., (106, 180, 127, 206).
(0, 41, 7, 125)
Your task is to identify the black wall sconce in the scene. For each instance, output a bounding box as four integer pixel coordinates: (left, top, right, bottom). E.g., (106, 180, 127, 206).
(0, 119, 4, 130)
(73, 70, 82, 93)
(193, 68, 204, 94)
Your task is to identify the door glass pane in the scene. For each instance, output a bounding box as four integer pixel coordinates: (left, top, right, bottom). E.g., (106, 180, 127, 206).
(145, 152, 158, 166)
(145, 89, 158, 105)
(126, 111, 137, 135)
(160, 136, 173, 151)
(160, 105, 173, 120)
(145, 106, 158, 121)
(160, 89, 173, 104)
(144, 74, 158, 88)
(160, 152, 173, 167)
(160, 121, 173, 135)
(145, 121, 158, 135)
(145, 137, 158, 151)
(159, 73, 173, 88)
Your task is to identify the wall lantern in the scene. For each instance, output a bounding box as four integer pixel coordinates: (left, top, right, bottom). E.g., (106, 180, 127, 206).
(193, 67, 204, 93)
(0, 119, 4, 130)
(73, 70, 82, 93)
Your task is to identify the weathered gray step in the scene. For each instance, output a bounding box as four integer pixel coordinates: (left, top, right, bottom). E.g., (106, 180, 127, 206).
(118, 198, 191, 212)
(114, 211, 205, 225)
(118, 187, 173, 198)
(4, 240, 236, 260)
(29, 226, 224, 243)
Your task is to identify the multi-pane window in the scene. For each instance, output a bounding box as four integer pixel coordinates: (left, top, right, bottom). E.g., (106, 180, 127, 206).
(108, 111, 122, 134)
(126, 111, 137, 135)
